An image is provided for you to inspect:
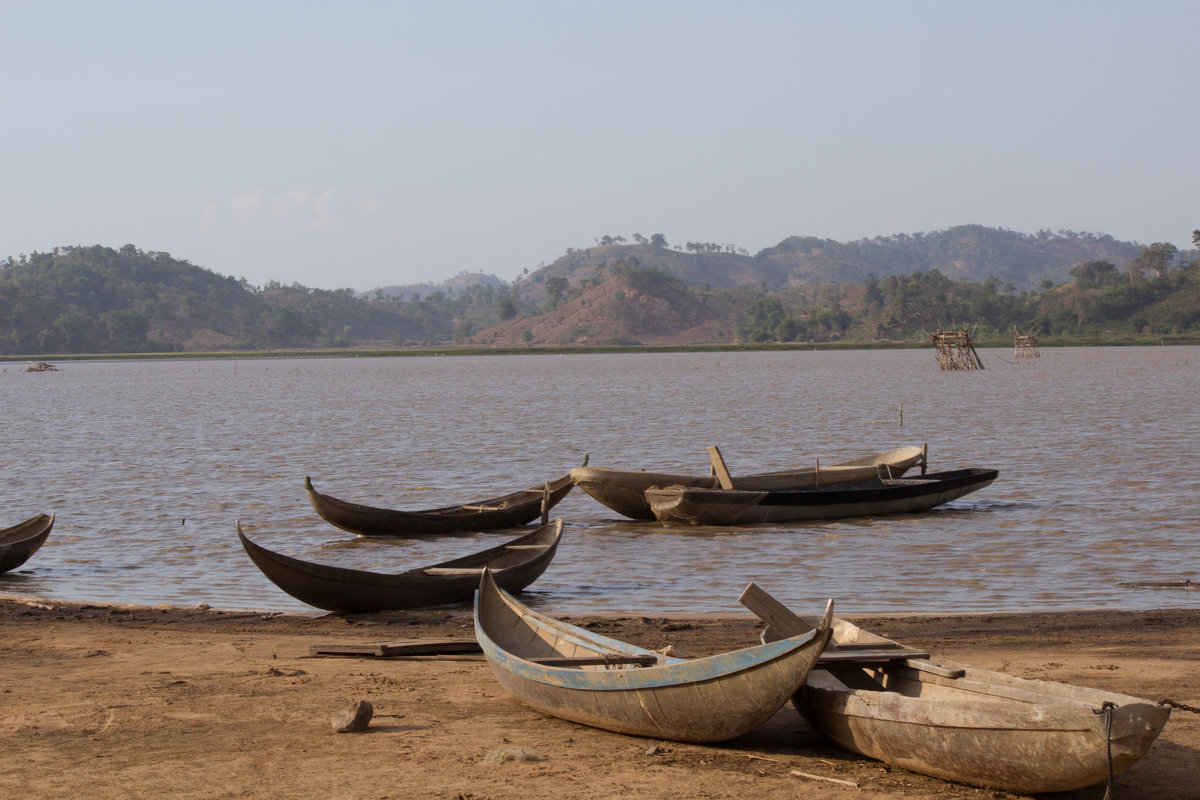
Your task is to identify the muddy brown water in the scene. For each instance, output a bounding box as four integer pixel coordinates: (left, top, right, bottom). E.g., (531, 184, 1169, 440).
(2, 347, 1197, 616)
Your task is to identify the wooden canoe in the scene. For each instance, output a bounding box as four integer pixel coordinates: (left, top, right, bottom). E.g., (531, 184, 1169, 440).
(238, 518, 563, 612)
(474, 568, 833, 743)
(740, 582, 1170, 794)
(305, 473, 574, 536)
(570, 445, 927, 520)
(0, 513, 54, 574)
(645, 467, 997, 525)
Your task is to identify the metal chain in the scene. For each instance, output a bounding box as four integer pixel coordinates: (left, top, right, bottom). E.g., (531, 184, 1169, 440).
(1161, 698, 1200, 714)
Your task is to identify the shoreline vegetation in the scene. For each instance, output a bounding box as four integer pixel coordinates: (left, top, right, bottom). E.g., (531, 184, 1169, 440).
(5, 239, 1198, 356)
(4, 333, 1198, 364)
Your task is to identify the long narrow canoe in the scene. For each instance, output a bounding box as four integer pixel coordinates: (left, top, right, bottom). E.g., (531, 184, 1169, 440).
(571, 446, 927, 520)
(238, 519, 563, 612)
(645, 467, 997, 525)
(305, 473, 574, 536)
(740, 582, 1170, 794)
(474, 569, 833, 743)
(0, 513, 54, 574)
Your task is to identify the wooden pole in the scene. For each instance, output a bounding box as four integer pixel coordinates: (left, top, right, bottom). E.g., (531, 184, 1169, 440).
(707, 446, 735, 490)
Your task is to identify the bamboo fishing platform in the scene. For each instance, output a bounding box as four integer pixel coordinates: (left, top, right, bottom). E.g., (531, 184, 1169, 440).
(1013, 329, 1040, 360)
(930, 328, 984, 370)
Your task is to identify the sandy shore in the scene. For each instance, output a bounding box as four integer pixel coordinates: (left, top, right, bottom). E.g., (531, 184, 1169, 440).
(1, 595, 1197, 800)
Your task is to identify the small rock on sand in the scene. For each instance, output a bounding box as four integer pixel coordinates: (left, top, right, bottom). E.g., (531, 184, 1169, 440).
(331, 699, 374, 733)
(483, 746, 545, 764)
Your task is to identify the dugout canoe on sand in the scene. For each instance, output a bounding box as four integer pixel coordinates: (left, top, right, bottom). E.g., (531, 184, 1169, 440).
(305, 473, 574, 536)
(474, 568, 833, 743)
(645, 467, 997, 526)
(0, 513, 54, 574)
(570, 445, 927, 521)
(238, 519, 563, 612)
(740, 582, 1170, 794)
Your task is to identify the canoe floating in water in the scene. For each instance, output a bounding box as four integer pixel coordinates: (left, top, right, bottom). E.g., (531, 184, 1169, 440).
(645, 467, 998, 525)
(305, 473, 574, 536)
(570, 445, 928, 520)
(474, 568, 833, 743)
(740, 582, 1170, 794)
(0, 513, 54, 574)
(238, 518, 563, 612)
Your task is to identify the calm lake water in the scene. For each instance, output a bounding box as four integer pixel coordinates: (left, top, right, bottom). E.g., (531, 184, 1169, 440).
(2, 347, 1197, 617)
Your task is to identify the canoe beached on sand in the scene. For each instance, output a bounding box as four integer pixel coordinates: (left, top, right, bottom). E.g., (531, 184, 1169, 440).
(474, 568, 833, 743)
(238, 519, 563, 612)
(305, 473, 574, 537)
(570, 445, 927, 521)
(645, 467, 997, 526)
(740, 582, 1170, 794)
(0, 513, 54, 574)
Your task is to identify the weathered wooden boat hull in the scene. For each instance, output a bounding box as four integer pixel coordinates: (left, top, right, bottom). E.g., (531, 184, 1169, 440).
(572, 446, 927, 520)
(646, 468, 997, 525)
(569, 468, 717, 520)
(800, 674, 1169, 793)
(742, 583, 1170, 794)
(238, 519, 562, 612)
(305, 473, 574, 536)
(0, 513, 54, 574)
(475, 570, 833, 743)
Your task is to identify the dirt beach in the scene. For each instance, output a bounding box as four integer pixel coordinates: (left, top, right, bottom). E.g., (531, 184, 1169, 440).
(1, 595, 1197, 800)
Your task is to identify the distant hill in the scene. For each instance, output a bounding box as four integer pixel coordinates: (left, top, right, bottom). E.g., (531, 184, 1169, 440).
(0, 246, 508, 354)
(480, 236, 1198, 346)
(513, 226, 1142, 306)
(2, 229, 1195, 356)
(373, 271, 505, 301)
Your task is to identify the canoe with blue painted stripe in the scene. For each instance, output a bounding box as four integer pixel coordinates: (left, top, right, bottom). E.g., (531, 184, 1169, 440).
(474, 569, 832, 743)
(0, 513, 54, 574)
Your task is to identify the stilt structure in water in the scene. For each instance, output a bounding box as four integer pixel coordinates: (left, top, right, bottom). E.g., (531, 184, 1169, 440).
(929, 327, 984, 370)
(1013, 328, 1040, 360)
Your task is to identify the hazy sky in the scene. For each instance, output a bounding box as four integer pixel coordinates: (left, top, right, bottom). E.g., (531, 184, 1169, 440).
(3, 1, 1196, 291)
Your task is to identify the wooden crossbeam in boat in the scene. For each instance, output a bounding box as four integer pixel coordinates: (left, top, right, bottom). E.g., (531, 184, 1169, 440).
(504, 543, 552, 550)
(818, 649, 931, 665)
(421, 567, 487, 576)
(461, 504, 503, 512)
(828, 641, 906, 651)
(529, 654, 659, 667)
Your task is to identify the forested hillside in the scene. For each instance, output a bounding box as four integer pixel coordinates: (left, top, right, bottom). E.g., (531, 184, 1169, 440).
(1, 229, 1196, 356)
(0, 246, 513, 354)
(515, 226, 1143, 307)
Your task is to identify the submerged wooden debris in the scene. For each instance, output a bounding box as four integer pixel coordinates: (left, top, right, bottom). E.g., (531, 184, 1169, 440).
(25, 361, 58, 372)
(1119, 579, 1195, 591)
(929, 327, 984, 370)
